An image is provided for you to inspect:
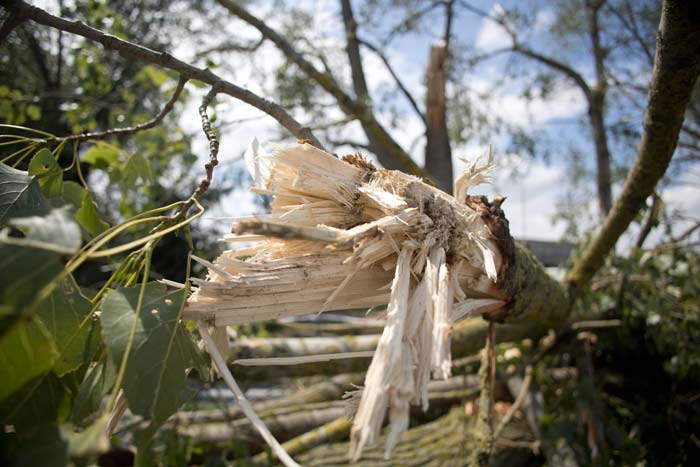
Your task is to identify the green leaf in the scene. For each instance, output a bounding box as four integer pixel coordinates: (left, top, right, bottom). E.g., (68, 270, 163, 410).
(61, 181, 85, 211)
(35, 275, 94, 376)
(0, 320, 57, 404)
(0, 162, 49, 224)
(8, 207, 82, 254)
(101, 283, 203, 437)
(0, 372, 70, 430)
(122, 153, 153, 189)
(0, 244, 63, 335)
(141, 65, 170, 87)
(26, 104, 41, 121)
(0, 423, 68, 467)
(82, 142, 121, 169)
(75, 191, 109, 236)
(71, 358, 116, 423)
(65, 414, 110, 459)
(28, 149, 63, 198)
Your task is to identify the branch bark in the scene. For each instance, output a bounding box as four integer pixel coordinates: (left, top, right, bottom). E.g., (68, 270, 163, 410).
(7, 0, 323, 149)
(569, 0, 700, 288)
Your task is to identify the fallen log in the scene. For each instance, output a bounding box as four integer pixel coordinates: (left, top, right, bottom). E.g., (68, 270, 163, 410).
(294, 406, 538, 467)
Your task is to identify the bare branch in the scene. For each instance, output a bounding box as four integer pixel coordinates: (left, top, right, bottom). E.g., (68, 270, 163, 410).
(340, 0, 370, 103)
(569, 0, 700, 288)
(357, 38, 426, 123)
(8, 0, 323, 148)
(194, 36, 264, 59)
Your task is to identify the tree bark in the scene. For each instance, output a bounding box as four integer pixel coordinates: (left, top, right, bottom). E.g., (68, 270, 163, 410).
(425, 43, 454, 193)
(569, 0, 700, 287)
(586, 0, 613, 217)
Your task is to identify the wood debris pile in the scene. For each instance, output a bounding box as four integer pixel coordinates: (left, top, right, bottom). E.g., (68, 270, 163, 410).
(185, 141, 512, 460)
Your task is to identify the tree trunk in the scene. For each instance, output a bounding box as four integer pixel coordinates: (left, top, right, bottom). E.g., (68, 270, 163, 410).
(588, 97, 613, 217)
(425, 43, 453, 193)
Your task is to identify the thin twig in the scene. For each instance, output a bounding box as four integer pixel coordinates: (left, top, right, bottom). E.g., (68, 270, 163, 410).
(357, 38, 425, 123)
(494, 365, 532, 440)
(55, 76, 187, 143)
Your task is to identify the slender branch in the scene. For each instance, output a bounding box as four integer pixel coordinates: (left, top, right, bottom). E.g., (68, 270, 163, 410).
(7, 0, 323, 148)
(358, 38, 426, 123)
(194, 36, 264, 60)
(381, 0, 443, 45)
(569, 0, 700, 288)
(340, 0, 370, 103)
(55, 76, 187, 143)
(458, 0, 592, 99)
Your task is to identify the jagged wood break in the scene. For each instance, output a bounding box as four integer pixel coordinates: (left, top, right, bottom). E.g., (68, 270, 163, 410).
(185, 142, 558, 461)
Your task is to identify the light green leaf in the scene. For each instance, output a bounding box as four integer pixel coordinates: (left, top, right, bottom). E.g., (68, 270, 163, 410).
(0, 320, 57, 403)
(26, 104, 41, 121)
(61, 181, 85, 212)
(8, 207, 82, 254)
(82, 142, 121, 169)
(0, 162, 49, 224)
(101, 283, 203, 436)
(122, 153, 153, 189)
(141, 65, 170, 87)
(35, 275, 93, 376)
(28, 149, 63, 198)
(75, 191, 109, 236)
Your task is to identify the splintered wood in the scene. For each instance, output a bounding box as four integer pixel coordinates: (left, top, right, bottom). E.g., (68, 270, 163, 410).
(185, 141, 509, 461)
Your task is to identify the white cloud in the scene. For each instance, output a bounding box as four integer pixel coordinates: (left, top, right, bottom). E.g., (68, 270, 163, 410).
(475, 19, 511, 52)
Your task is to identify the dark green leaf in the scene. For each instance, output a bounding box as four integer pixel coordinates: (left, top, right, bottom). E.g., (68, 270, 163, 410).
(0, 423, 68, 467)
(28, 149, 63, 198)
(0, 162, 49, 224)
(0, 372, 70, 430)
(0, 244, 63, 336)
(0, 320, 57, 403)
(72, 358, 116, 423)
(101, 283, 203, 437)
(36, 275, 94, 376)
(75, 190, 109, 236)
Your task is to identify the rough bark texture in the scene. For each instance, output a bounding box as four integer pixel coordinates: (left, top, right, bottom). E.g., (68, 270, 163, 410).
(569, 0, 700, 287)
(425, 43, 454, 193)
